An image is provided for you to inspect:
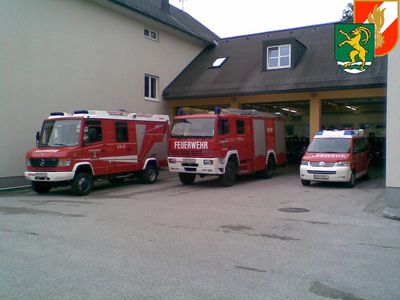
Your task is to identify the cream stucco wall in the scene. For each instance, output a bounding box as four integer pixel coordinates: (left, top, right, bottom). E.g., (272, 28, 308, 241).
(0, 0, 205, 178)
(383, 40, 400, 219)
(386, 44, 400, 188)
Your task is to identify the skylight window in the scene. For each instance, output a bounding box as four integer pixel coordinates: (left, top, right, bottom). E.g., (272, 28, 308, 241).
(211, 57, 228, 68)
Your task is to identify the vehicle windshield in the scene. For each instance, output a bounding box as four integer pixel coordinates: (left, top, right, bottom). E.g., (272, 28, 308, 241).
(40, 119, 81, 147)
(307, 138, 351, 153)
(171, 118, 215, 138)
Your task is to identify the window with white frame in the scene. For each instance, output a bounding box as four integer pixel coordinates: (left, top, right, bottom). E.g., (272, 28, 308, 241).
(144, 74, 158, 101)
(266, 44, 291, 69)
(144, 27, 158, 41)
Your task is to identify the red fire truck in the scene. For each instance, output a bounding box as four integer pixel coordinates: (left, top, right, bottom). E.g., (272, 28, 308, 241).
(25, 110, 169, 195)
(168, 108, 286, 186)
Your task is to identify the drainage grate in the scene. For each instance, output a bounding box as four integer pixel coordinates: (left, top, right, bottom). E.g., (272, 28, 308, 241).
(278, 207, 310, 213)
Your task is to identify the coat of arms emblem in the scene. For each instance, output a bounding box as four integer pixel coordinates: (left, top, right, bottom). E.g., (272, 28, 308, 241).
(354, 0, 399, 56)
(335, 23, 375, 74)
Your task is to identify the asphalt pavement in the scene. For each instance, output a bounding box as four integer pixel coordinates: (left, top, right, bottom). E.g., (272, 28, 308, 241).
(0, 166, 399, 300)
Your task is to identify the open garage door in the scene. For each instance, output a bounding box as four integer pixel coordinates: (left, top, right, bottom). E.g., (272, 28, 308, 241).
(322, 97, 386, 167)
(242, 96, 386, 169)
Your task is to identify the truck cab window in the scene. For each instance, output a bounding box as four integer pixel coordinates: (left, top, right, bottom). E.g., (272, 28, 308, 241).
(40, 119, 81, 147)
(219, 119, 229, 135)
(84, 121, 102, 144)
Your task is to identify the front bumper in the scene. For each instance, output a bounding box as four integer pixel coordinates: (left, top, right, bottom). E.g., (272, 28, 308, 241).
(168, 157, 225, 175)
(300, 165, 351, 182)
(25, 171, 75, 182)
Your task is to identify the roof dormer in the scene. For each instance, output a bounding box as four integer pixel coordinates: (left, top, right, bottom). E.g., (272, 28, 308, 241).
(263, 38, 307, 71)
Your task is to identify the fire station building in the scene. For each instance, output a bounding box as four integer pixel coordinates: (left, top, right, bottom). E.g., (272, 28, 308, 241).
(2, 0, 400, 218)
(163, 23, 387, 153)
(163, 23, 400, 218)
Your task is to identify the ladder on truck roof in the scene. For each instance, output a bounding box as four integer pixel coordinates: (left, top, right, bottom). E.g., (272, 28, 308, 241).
(49, 110, 169, 122)
(220, 108, 279, 118)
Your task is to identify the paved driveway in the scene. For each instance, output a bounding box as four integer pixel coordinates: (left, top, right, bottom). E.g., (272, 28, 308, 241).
(1, 167, 399, 299)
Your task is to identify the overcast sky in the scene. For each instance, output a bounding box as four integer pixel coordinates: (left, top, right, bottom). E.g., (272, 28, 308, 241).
(169, 0, 351, 38)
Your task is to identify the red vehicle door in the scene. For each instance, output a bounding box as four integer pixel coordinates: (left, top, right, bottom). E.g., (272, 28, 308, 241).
(233, 118, 252, 162)
(352, 138, 363, 174)
(81, 119, 114, 175)
(114, 121, 138, 173)
(356, 137, 369, 173)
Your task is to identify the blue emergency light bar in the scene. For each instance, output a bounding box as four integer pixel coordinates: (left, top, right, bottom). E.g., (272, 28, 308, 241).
(344, 130, 356, 135)
(73, 110, 89, 114)
(214, 107, 222, 114)
(50, 112, 66, 116)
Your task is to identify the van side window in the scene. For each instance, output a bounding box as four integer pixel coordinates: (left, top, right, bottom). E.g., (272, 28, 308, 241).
(84, 121, 102, 144)
(236, 120, 245, 134)
(354, 138, 368, 153)
(116, 122, 128, 142)
(353, 140, 359, 153)
(359, 138, 368, 152)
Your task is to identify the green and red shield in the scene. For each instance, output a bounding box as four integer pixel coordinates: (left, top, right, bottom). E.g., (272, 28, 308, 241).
(335, 23, 375, 74)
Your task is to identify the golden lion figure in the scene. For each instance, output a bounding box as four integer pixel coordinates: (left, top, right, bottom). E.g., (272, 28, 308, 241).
(338, 26, 371, 71)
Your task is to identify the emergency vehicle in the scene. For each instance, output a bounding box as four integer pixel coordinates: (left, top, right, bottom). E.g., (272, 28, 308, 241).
(168, 108, 286, 186)
(300, 130, 370, 187)
(25, 110, 169, 195)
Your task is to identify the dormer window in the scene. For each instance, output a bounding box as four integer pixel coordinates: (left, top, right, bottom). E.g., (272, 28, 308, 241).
(266, 44, 291, 69)
(263, 38, 306, 71)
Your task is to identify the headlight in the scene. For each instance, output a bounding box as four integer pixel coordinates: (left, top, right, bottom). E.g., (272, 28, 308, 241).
(300, 160, 309, 166)
(57, 158, 71, 167)
(26, 159, 31, 167)
(203, 159, 214, 165)
(168, 158, 176, 164)
(336, 161, 350, 167)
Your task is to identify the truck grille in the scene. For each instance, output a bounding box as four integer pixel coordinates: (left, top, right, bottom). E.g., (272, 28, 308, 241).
(30, 158, 59, 168)
(307, 170, 336, 175)
(169, 149, 205, 157)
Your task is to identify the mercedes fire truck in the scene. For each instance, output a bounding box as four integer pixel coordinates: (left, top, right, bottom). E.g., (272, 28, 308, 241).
(25, 110, 169, 195)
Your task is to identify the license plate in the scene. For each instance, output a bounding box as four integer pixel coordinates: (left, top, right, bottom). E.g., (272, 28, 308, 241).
(182, 159, 196, 164)
(36, 173, 48, 179)
(314, 174, 329, 180)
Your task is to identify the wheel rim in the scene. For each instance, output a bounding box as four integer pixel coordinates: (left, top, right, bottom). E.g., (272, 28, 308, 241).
(148, 168, 156, 182)
(78, 177, 90, 192)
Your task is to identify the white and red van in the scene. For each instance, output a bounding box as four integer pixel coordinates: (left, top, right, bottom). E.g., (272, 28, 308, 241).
(300, 130, 370, 187)
(25, 110, 169, 195)
(168, 108, 286, 186)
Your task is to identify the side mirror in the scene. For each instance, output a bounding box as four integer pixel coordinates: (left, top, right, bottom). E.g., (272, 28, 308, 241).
(35, 131, 40, 146)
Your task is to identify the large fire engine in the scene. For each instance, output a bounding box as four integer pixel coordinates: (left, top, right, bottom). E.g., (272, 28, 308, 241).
(168, 108, 286, 186)
(25, 110, 169, 195)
